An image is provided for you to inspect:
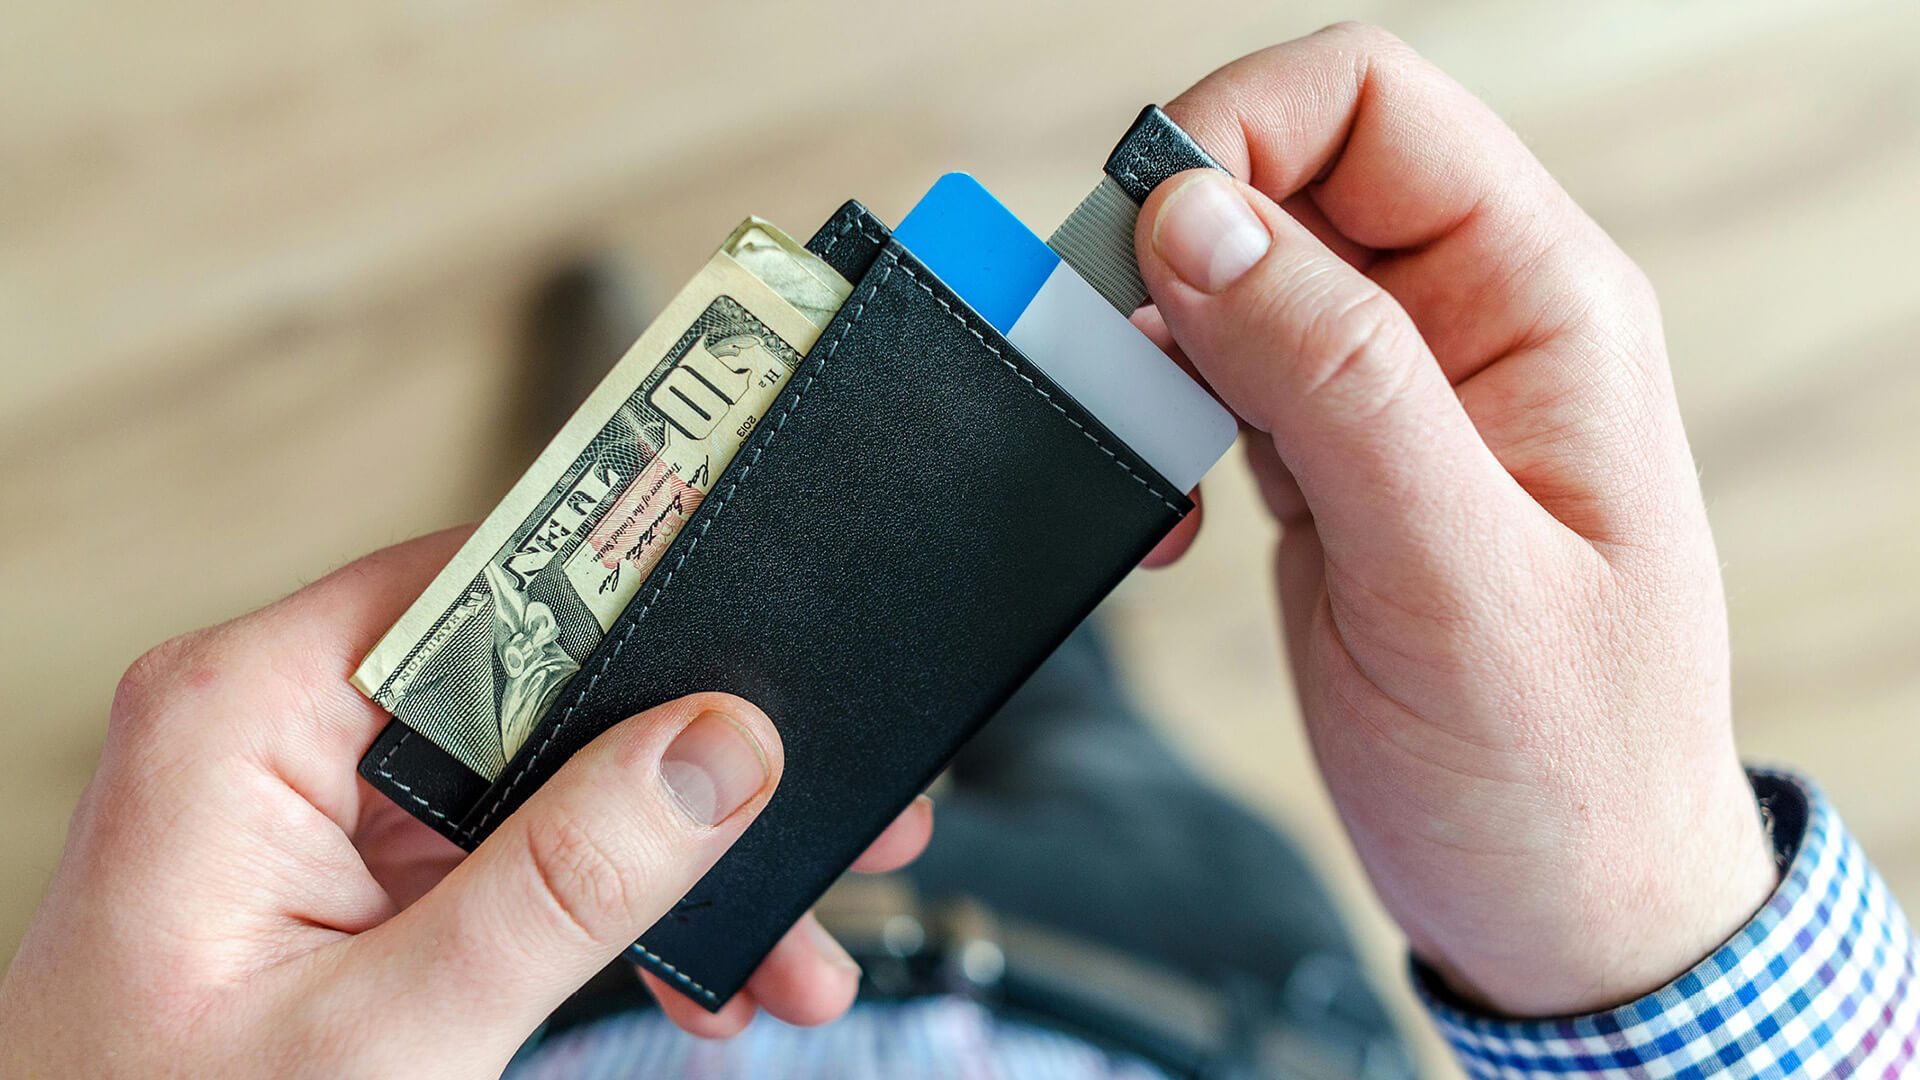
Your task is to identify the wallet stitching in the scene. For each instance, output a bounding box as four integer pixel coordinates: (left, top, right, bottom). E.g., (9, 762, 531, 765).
(817, 213, 1171, 510)
(816, 212, 880, 260)
(468, 265, 888, 837)
(369, 730, 452, 823)
(884, 254, 1181, 513)
(628, 945, 718, 1005)
(816, 212, 854, 255)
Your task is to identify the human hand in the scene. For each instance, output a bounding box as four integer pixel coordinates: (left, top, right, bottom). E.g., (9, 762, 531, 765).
(1134, 24, 1777, 1016)
(0, 529, 932, 1077)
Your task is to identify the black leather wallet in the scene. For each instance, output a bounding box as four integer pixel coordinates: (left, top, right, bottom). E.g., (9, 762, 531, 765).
(360, 110, 1217, 1010)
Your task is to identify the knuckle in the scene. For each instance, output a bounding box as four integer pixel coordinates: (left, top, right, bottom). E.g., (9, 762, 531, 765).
(1617, 258, 1663, 325)
(1575, 246, 1671, 384)
(111, 633, 203, 728)
(1576, 226, 1663, 329)
(520, 813, 640, 947)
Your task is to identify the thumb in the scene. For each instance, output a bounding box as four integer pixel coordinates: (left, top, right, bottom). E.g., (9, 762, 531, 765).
(347, 693, 780, 1039)
(1136, 171, 1530, 581)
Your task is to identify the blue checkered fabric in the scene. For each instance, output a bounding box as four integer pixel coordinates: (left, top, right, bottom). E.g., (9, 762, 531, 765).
(1421, 772, 1920, 1078)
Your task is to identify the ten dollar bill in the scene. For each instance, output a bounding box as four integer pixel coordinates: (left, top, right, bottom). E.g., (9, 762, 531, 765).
(352, 220, 849, 778)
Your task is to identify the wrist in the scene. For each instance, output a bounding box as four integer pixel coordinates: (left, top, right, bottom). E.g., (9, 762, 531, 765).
(1420, 764, 1780, 1018)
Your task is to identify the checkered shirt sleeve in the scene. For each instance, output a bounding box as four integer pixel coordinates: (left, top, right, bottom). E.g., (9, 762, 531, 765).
(1420, 771, 1920, 1078)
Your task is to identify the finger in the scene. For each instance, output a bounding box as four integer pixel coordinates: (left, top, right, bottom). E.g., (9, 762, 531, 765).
(1128, 305, 1208, 569)
(1137, 169, 1543, 589)
(1243, 434, 1306, 527)
(344, 693, 781, 1039)
(849, 795, 934, 874)
(124, 528, 474, 831)
(352, 797, 465, 910)
(652, 796, 928, 1033)
(1166, 23, 1548, 249)
(644, 909, 867, 1034)
(257, 525, 474, 741)
(1162, 23, 1617, 385)
(1275, 522, 1327, 686)
(643, 971, 759, 1038)
(1279, 191, 1378, 273)
(1140, 492, 1202, 569)
(1164, 25, 1679, 545)
(743, 913, 862, 1027)
(268, 528, 475, 828)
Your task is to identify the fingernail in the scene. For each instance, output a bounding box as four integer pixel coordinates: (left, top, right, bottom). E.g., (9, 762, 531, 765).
(1152, 173, 1271, 293)
(806, 916, 862, 974)
(661, 711, 770, 827)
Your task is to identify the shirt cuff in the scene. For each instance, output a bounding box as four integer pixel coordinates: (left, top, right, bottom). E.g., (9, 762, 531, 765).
(1415, 771, 1920, 1078)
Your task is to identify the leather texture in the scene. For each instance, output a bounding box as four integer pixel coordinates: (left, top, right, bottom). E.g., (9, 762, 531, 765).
(359, 722, 488, 849)
(359, 199, 1190, 1010)
(1103, 104, 1229, 204)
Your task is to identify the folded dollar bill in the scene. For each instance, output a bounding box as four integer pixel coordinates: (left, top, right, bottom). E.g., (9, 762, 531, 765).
(352, 220, 851, 779)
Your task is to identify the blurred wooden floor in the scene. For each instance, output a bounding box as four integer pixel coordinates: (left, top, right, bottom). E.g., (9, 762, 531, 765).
(4, 1, 1917, 1073)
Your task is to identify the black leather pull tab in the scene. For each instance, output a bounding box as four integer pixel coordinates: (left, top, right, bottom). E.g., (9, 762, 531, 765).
(1103, 105, 1229, 204)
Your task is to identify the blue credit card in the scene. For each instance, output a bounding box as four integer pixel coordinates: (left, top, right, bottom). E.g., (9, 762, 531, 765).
(895, 173, 1234, 491)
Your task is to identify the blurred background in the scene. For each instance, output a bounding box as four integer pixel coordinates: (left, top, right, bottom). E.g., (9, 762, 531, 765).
(4, 0, 1918, 1072)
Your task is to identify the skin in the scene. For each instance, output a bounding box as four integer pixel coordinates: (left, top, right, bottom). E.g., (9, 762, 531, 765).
(0, 21, 1780, 1072)
(1134, 24, 1777, 1015)
(0, 527, 933, 1077)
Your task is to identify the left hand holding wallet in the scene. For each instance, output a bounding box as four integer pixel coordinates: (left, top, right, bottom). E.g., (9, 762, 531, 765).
(0, 528, 934, 1076)
(1, 105, 1232, 1074)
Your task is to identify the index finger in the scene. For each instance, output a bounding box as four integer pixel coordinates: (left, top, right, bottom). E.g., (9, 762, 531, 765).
(1161, 23, 1637, 391)
(168, 528, 471, 822)
(1164, 22, 1560, 252)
